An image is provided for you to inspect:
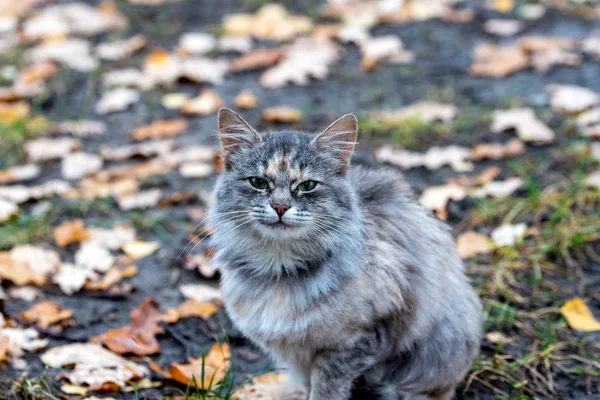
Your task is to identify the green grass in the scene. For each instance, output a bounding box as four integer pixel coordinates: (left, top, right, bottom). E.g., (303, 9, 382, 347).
(11, 371, 60, 400)
(359, 116, 450, 150)
(0, 117, 48, 169)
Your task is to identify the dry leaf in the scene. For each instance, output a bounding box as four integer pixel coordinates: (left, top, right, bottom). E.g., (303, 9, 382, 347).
(419, 183, 468, 212)
(0, 199, 18, 222)
(184, 253, 217, 278)
(490, 108, 555, 143)
(0, 164, 40, 184)
(25, 137, 82, 162)
(27, 38, 98, 72)
(485, 331, 513, 344)
(473, 177, 524, 198)
(230, 48, 285, 72)
(576, 108, 600, 139)
(469, 43, 528, 78)
(560, 297, 600, 332)
(456, 231, 493, 258)
(179, 284, 222, 303)
(0, 101, 30, 124)
(117, 188, 163, 211)
(178, 32, 216, 55)
(472, 139, 525, 160)
(142, 48, 179, 87)
(491, 223, 527, 247)
(41, 343, 149, 390)
(223, 4, 312, 41)
(232, 372, 307, 400)
(584, 170, 600, 189)
(75, 244, 115, 272)
(96, 35, 147, 61)
(180, 89, 223, 116)
(103, 68, 143, 88)
(8, 286, 42, 301)
(162, 300, 219, 324)
(95, 88, 140, 114)
(484, 19, 522, 36)
(263, 106, 302, 123)
(19, 301, 73, 330)
(518, 36, 580, 72)
(121, 241, 159, 260)
(260, 37, 341, 89)
(0, 180, 71, 204)
(180, 163, 213, 178)
(52, 263, 94, 295)
(161, 93, 190, 109)
(546, 84, 599, 115)
(92, 298, 163, 355)
(53, 219, 89, 247)
(369, 101, 457, 125)
(234, 90, 258, 109)
(62, 152, 103, 180)
(130, 119, 188, 141)
(0, 245, 61, 285)
(152, 343, 230, 388)
(179, 58, 229, 85)
(0, 327, 48, 362)
(84, 226, 136, 250)
(51, 120, 106, 137)
(219, 36, 252, 53)
(99, 140, 176, 161)
(359, 35, 415, 70)
(375, 145, 473, 172)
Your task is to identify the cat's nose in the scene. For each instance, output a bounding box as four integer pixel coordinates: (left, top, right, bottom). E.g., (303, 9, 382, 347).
(271, 204, 290, 218)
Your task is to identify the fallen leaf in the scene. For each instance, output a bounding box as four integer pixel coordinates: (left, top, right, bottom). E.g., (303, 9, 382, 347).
(60, 384, 88, 396)
(483, 19, 522, 36)
(53, 219, 89, 247)
(488, 0, 515, 13)
(152, 343, 230, 388)
(183, 253, 217, 278)
(218, 36, 252, 53)
(27, 38, 98, 72)
(234, 90, 258, 109)
(576, 108, 600, 138)
(260, 37, 341, 89)
(42, 343, 149, 390)
(96, 160, 174, 182)
(96, 35, 147, 61)
(130, 119, 188, 141)
(0, 199, 18, 222)
(180, 89, 223, 116)
(0, 245, 61, 285)
(0, 180, 71, 204)
(583, 30, 600, 59)
(369, 101, 457, 125)
(584, 170, 600, 189)
(469, 43, 528, 78)
(519, 4, 546, 20)
(473, 177, 524, 198)
(92, 298, 163, 355)
(161, 93, 190, 109)
(263, 106, 302, 124)
(99, 140, 177, 161)
(179, 57, 229, 85)
(178, 32, 216, 55)
(546, 84, 599, 115)
(518, 36, 580, 72)
(84, 226, 136, 250)
(359, 34, 415, 70)
(163, 300, 220, 324)
(419, 183, 468, 212)
(102, 68, 143, 88)
(180, 163, 214, 178)
(52, 263, 94, 295)
(121, 241, 160, 260)
(0, 327, 48, 362)
(0, 164, 40, 184)
(472, 139, 525, 160)
(62, 152, 104, 180)
(490, 108, 555, 143)
(560, 297, 600, 332)
(8, 286, 42, 301)
(223, 4, 312, 41)
(375, 145, 473, 172)
(19, 301, 73, 330)
(232, 372, 307, 400)
(117, 188, 163, 211)
(25, 137, 82, 162)
(456, 231, 493, 258)
(95, 88, 140, 114)
(0, 101, 30, 124)
(485, 331, 513, 344)
(179, 284, 222, 303)
(51, 120, 106, 137)
(75, 244, 115, 272)
(230, 48, 285, 72)
(491, 223, 527, 247)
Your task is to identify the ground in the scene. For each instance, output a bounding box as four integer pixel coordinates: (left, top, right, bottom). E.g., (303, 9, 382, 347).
(0, 0, 600, 399)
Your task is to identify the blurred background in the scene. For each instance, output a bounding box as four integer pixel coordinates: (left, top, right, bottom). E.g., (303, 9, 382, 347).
(1, 0, 600, 399)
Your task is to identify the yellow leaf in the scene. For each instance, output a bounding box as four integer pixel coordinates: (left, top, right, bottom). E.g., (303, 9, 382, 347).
(493, 0, 514, 13)
(560, 297, 600, 332)
(121, 241, 160, 260)
(60, 384, 88, 395)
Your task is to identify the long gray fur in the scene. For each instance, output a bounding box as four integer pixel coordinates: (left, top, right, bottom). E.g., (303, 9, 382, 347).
(207, 108, 482, 400)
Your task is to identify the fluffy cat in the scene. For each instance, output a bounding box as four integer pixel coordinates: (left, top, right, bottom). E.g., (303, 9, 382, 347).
(207, 108, 482, 400)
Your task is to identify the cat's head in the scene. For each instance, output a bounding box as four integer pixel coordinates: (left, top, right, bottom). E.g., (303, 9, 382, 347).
(209, 107, 360, 242)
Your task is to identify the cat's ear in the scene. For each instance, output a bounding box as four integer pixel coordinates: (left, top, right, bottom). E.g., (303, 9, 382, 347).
(217, 108, 260, 158)
(313, 114, 358, 171)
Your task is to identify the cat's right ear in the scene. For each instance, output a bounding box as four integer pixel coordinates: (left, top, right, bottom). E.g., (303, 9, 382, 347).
(217, 108, 260, 159)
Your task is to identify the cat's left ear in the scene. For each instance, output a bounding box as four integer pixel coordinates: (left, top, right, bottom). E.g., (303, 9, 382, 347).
(313, 114, 358, 172)
(217, 108, 260, 159)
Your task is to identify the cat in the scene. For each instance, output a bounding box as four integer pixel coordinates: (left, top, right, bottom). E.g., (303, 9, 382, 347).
(207, 108, 482, 400)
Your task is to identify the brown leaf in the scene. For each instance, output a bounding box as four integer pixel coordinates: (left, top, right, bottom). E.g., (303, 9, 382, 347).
(230, 48, 284, 72)
(232, 372, 306, 400)
(469, 43, 528, 78)
(25, 137, 82, 162)
(92, 298, 163, 355)
(472, 139, 526, 161)
(0, 336, 9, 363)
(0, 164, 40, 184)
(180, 89, 223, 116)
(130, 119, 188, 141)
(456, 231, 493, 259)
(53, 219, 89, 247)
(518, 36, 580, 72)
(153, 343, 230, 388)
(19, 301, 73, 330)
(184, 252, 217, 278)
(162, 300, 220, 324)
(0, 101, 30, 124)
(263, 106, 302, 123)
(234, 90, 259, 109)
(223, 4, 312, 41)
(0, 245, 61, 286)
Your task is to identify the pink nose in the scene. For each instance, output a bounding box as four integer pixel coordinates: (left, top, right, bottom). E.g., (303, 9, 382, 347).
(272, 204, 290, 217)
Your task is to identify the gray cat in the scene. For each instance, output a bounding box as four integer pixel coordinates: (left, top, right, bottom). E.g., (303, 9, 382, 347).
(207, 108, 482, 400)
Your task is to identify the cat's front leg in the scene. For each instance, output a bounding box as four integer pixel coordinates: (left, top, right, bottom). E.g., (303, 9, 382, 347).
(309, 329, 385, 400)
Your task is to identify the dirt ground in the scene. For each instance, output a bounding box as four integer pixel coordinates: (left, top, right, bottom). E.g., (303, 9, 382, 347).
(1, 0, 600, 399)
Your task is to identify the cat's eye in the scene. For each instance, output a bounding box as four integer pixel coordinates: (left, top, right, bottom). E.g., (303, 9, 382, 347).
(297, 180, 318, 192)
(248, 177, 269, 189)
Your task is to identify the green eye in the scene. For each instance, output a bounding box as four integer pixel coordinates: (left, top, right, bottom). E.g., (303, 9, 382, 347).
(249, 177, 269, 189)
(297, 180, 317, 192)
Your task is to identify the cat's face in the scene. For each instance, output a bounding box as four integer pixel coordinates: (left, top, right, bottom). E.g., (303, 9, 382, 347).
(210, 108, 358, 241)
